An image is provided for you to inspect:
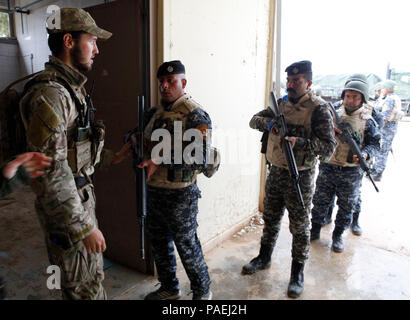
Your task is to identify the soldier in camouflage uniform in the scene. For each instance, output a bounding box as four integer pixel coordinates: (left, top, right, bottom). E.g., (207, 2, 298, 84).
(138, 61, 212, 300)
(325, 74, 383, 235)
(310, 80, 381, 253)
(373, 80, 401, 181)
(242, 61, 336, 298)
(19, 8, 131, 300)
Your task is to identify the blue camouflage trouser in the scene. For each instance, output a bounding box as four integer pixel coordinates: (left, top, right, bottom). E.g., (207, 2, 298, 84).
(327, 186, 362, 220)
(374, 121, 398, 177)
(261, 166, 316, 263)
(146, 184, 211, 295)
(311, 163, 363, 230)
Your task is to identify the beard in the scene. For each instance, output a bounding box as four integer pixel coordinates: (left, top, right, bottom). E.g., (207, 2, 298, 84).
(71, 45, 92, 73)
(345, 104, 362, 115)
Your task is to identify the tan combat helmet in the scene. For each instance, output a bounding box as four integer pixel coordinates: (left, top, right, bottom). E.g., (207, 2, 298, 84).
(46, 7, 112, 40)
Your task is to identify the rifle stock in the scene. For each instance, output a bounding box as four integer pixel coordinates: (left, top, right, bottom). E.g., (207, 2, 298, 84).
(328, 103, 379, 193)
(269, 92, 305, 209)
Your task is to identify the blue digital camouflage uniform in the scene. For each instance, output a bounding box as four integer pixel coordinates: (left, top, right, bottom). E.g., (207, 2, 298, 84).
(250, 92, 336, 263)
(374, 93, 400, 179)
(311, 116, 381, 230)
(144, 95, 212, 296)
(326, 101, 384, 221)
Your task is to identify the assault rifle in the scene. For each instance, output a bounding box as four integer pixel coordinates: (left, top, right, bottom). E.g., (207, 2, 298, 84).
(328, 103, 379, 192)
(125, 96, 147, 260)
(136, 96, 147, 259)
(268, 91, 305, 209)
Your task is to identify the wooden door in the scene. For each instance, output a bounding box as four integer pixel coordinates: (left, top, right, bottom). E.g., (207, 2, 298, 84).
(84, 0, 153, 274)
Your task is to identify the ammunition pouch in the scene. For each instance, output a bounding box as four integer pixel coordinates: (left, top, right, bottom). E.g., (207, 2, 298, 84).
(90, 120, 105, 166)
(147, 167, 198, 189)
(67, 139, 92, 174)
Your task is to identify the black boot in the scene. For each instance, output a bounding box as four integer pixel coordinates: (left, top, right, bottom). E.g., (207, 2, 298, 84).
(351, 215, 362, 236)
(310, 223, 321, 241)
(242, 244, 273, 275)
(287, 260, 304, 298)
(332, 227, 344, 253)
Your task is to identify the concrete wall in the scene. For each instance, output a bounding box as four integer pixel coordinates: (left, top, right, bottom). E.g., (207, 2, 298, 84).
(161, 0, 274, 247)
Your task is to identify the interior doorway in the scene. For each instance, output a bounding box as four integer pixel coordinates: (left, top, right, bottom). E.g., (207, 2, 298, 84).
(85, 0, 154, 274)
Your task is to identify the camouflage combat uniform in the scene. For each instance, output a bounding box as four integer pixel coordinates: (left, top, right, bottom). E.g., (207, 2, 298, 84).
(0, 158, 30, 198)
(250, 91, 336, 263)
(373, 93, 401, 179)
(144, 94, 212, 296)
(311, 104, 381, 230)
(326, 101, 384, 221)
(20, 56, 114, 300)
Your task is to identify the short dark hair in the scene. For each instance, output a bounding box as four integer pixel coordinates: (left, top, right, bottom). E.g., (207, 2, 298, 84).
(48, 31, 86, 57)
(303, 72, 313, 82)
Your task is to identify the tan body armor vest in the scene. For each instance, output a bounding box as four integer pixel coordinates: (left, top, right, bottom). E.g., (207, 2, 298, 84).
(328, 104, 371, 167)
(146, 94, 202, 189)
(267, 92, 324, 171)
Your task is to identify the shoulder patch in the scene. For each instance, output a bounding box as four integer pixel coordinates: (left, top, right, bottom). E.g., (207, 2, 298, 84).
(196, 124, 210, 140)
(27, 97, 61, 148)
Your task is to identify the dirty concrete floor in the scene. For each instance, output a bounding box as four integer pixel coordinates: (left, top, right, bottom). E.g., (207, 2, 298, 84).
(1, 121, 410, 300)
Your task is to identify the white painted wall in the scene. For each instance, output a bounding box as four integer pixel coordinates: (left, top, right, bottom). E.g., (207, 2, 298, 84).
(162, 0, 272, 246)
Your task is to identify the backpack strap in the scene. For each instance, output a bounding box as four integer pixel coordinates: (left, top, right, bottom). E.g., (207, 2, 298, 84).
(25, 73, 88, 128)
(1, 72, 41, 93)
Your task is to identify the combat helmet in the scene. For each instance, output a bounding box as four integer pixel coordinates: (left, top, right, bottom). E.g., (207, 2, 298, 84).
(345, 73, 368, 86)
(382, 80, 398, 92)
(341, 80, 369, 103)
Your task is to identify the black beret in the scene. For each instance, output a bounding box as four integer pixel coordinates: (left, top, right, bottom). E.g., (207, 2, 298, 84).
(157, 60, 186, 78)
(285, 60, 312, 76)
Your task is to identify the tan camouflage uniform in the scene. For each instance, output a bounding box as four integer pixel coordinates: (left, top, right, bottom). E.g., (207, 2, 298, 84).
(19, 8, 113, 300)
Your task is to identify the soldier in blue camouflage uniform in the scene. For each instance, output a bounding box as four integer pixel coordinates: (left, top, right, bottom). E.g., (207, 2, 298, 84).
(139, 61, 212, 300)
(373, 80, 401, 181)
(0, 152, 51, 300)
(325, 74, 383, 235)
(310, 80, 381, 252)
(242, 61, 336, 298)
(0, 153, 51, 199)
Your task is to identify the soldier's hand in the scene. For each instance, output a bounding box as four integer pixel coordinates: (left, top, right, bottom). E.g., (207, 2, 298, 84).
(353, 153, 367, 164)
(334, 127, 342, 134)
(284, 136, 297, 149)
(3, 152, 52, 180)
(138, 159, 159, 181)
(83, 229, 107, 254)
(112, 141, 132, 165)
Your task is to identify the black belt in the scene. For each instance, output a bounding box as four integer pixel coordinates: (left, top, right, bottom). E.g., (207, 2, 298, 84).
(74, 174, 93, 187)
(325, 164, 359, 171)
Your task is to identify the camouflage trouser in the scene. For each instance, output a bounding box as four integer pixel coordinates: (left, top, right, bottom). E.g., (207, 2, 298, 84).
(374, 121, 398, 177)
(327, 186, 362, 220)
(36, 184, 106, 300)
(311, 163, 363, 231)
(147, 184, 211, 295)
(261, 166, 316, 264)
